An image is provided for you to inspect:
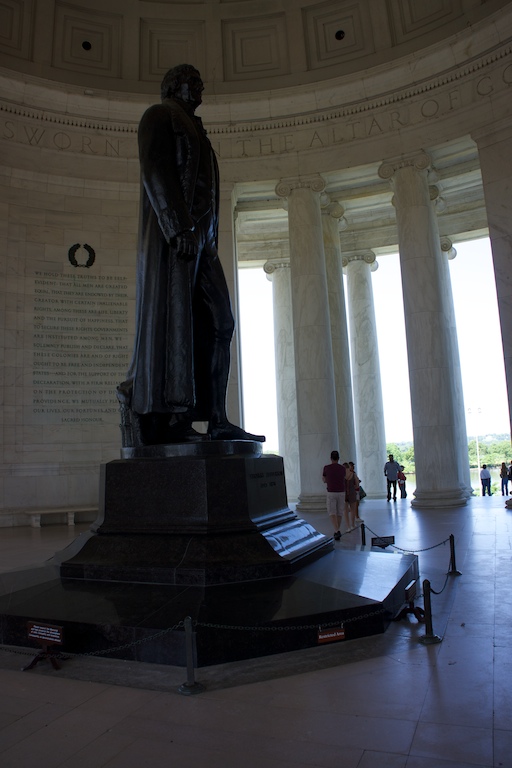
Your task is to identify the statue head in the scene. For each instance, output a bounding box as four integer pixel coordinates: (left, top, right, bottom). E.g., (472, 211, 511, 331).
(161, 64, 204, 107)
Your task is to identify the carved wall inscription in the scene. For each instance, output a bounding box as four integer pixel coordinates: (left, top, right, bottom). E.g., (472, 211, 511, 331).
(31, 270, 131, 424)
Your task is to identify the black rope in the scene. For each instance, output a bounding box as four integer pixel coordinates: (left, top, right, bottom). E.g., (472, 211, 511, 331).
(362, 523, 451, 554)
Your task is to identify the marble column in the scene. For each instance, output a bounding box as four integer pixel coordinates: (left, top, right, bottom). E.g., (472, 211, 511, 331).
(321, 202, 357, 464)
(473, 125, 512, 422)
(473, 123, 512, 508)
(276, 175, 338, 513)
(379, 153, 467, 507)
(218, 182, 243, 427)
(263, 260, 300, 502)
(343, 251, 387, 498)
(439, 236, 473, 497)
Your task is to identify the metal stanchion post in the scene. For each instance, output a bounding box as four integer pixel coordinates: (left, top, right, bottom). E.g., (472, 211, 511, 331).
(360, 523, 366, 546)
(178, 616, 205, 695)
(419, 580, 442, 645)
(447, 534, 462, 576)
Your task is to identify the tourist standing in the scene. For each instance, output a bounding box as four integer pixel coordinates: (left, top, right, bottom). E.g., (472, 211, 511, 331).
(344, 463, 359, 531)
(384, 454, 401, 501)
(480, 464, 492, 496)
(397, 465, 407, 498)
(349, 462, 364, 523)
(500, 462, 509, 496)
(322, 451, 346, 540)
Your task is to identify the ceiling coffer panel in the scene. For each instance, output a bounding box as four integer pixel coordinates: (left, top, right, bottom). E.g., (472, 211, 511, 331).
(52, 1, 122, 77)
(0, 0, 34, 59)
(139, 18, 206, 82)
(388, 0, 463, 45)
(303, 0, 375, 70)
(222, 13, 290, 81)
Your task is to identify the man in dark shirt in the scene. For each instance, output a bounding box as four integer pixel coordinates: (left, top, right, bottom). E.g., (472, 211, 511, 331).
(322, 450, 346, 540)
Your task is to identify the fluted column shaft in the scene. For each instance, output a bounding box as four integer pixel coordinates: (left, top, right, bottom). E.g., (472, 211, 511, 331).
(343, 252, 387, 498)
(472, 125, 512, 439)
(218, 183, 242, 426)
(322, 206, 357, 465)
(379, 154, 467, 507)
(439, 238, 472, 497)
(263, 260, 300, 502)
(276, 176, 338, 513)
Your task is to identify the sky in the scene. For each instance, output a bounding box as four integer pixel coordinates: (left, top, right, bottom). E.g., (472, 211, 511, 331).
(238, 237, 510, 452)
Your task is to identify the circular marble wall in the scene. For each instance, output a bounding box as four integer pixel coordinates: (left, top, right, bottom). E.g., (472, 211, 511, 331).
(0, 1, 511, 517)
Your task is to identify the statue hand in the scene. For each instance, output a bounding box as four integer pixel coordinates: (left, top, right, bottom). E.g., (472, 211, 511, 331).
(175, 230, 199, 261)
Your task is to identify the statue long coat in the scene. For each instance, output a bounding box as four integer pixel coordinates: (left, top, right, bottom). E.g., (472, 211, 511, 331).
(125, 96, 224, 417)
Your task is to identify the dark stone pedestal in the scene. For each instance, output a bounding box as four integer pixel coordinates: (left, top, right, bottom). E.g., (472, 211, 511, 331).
(0, 549, 419, 667)
(0, 442, 420, 668)
(58, 444, 332, 585)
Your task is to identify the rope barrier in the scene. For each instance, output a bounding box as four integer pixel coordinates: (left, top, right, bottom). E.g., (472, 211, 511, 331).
(0, 607, 388, 661)
(195, 607, 387, 632)
(419, 579, 443, 645)
(0, 622, 184, 663)
(359, 522, 451, 554)
(353, 524, 461, 643)
(178, 616, 205, 696)
(428, 573, 450, 595)
(0, 606, 388, 668)
(448, 533, 463, 576)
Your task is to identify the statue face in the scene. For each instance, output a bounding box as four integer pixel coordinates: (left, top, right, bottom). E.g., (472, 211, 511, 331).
(175, 70, 204, 108)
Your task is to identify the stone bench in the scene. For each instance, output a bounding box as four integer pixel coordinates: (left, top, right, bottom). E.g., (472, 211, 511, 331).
(24, 507, 98, 528)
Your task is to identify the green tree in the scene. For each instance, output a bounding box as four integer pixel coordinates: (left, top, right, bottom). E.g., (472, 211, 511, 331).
(385, 435, 510, 476)
(386, 443, 403, 464)
(402, 444, 415, 474)
(468, 439, 512, 468)
(467, 439, 479, 468)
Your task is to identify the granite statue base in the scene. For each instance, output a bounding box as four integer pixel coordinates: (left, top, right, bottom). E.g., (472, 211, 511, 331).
(57, 443, 332, 585)
(0, 549, 419, 667)
(0, 441, 420, 667)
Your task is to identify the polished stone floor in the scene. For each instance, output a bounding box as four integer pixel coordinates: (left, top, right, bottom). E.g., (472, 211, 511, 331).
(0, 493, 510, 767)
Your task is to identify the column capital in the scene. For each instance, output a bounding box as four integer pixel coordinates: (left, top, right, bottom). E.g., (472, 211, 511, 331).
(440, 236, 457, 260)
(342, 250, 378, 271)
(263, 259, 291, 279)
(321, 198, 348, 231)
(378, 152, 431, 181)
(275, 174, 326, 198)
(430, 186, 448, 213)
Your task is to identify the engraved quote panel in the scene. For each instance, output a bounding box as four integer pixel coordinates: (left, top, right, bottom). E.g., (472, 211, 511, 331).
(31, 268, 131, 425)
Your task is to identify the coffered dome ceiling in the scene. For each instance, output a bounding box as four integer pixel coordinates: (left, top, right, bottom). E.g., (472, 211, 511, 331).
(1, 0, 510, 251)
(0, 0, 510, 95)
